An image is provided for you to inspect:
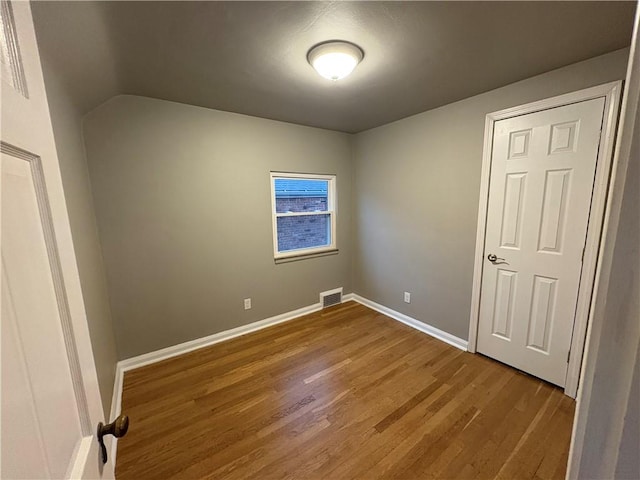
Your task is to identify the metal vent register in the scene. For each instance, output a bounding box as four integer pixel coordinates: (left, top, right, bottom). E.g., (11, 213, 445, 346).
(320, 288, 343, 308)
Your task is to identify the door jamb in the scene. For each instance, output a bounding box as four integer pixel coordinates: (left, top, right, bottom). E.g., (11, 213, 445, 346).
(467, 81, 622, 398)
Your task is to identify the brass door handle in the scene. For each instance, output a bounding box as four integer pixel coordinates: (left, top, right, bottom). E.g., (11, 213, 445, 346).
(97, 414, 129, 464)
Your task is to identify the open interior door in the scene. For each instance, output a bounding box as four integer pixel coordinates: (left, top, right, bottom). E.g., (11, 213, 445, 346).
(1, 1, 114, 478)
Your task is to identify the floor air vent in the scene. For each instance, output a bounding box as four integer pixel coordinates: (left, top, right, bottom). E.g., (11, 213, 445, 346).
(320, 287, 343, 308)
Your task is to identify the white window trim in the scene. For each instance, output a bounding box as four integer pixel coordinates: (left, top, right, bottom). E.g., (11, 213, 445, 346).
(270, 172, 337, 260)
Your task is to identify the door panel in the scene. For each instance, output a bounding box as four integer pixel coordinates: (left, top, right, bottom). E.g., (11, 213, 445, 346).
(477, 98, 605, 387)
(491, 269, 517, 340)
(526, 275, 557, 353)
(1, 153, 83, 478)
(500, 173, 526, 248)
(538, 169, 571, 253)
(2, 269, 50, 480)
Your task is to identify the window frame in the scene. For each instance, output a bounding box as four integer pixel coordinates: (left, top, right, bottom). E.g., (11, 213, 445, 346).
(270, 171, 337, 260)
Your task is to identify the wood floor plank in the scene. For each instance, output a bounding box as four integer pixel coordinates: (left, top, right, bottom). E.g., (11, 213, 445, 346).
(116, 301, 575, 479)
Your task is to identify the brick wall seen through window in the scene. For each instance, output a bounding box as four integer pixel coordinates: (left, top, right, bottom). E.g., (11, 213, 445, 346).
(271, 175, 336, 257)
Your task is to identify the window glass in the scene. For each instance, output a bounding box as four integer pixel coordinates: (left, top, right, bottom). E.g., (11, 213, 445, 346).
(277, 214, 331, 252)
(274, 179, 328, 213)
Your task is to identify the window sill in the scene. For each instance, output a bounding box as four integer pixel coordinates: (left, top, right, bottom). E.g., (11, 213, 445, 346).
(274, 248, 339, 264)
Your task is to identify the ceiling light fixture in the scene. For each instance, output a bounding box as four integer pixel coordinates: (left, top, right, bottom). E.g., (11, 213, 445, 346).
(307, 41, 364, 81)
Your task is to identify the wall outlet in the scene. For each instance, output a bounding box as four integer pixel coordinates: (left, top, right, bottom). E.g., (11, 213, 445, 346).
(404, 292, 411, 303)
(244, 298, 252, 310)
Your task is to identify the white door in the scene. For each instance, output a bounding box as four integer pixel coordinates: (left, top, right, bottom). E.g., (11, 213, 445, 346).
(477, 97, 605, 387)
(1, 1, 113, 478)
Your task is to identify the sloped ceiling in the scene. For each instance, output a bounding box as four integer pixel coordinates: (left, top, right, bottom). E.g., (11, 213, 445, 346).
(32, 1, 636, 133)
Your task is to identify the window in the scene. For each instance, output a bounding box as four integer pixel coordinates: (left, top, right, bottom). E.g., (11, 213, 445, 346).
(270, 172, 337, 259)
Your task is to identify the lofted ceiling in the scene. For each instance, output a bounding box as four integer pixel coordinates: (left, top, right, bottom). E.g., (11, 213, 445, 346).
(32, 1, 636, 133)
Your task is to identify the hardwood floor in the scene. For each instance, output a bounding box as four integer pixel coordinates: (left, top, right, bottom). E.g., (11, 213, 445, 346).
(116, 301, 575, 479)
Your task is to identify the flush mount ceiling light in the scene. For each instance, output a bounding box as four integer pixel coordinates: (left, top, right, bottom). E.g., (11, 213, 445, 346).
(307, 41, 364, 81)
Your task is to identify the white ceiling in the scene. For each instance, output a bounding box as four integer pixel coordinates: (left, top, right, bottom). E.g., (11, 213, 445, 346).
(32, 1, 636, 133)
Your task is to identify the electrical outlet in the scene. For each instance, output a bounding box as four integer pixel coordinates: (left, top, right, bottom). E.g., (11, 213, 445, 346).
(244, 298, 251, 310)
(404, 292, 411, 303)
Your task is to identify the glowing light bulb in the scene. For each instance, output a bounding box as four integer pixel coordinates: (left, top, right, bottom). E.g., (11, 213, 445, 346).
(307, 41, 364, 81)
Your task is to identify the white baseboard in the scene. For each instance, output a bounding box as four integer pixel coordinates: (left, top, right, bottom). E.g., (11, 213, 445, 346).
(108, 292, 466, 465)
(118, 302, 325, 373)
(350, 294, 469, 351)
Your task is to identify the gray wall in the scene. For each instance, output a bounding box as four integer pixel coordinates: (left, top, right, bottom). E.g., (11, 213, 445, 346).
(352, 48, 630, 341)
(33, 0, 121, 419)
(573, 33, 639, 476)
(36, 57, 118, 418)
(616, 347, 640, 479)
(83, 96, 353, 359)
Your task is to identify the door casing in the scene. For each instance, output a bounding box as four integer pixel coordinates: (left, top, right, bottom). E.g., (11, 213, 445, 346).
(468, 81, 622, 398)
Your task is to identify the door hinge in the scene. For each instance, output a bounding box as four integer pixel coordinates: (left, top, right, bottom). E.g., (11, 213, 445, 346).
(581, 245, 586, 262)
(567, 351, 571, 363)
